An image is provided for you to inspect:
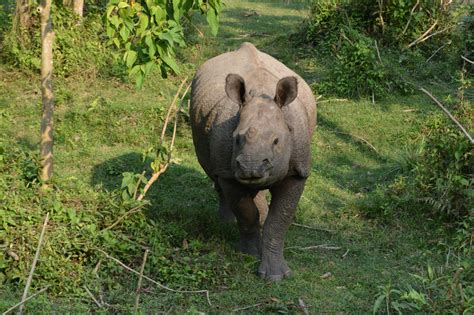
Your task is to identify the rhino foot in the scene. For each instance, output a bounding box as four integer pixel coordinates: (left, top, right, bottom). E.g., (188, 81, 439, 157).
(239, 234, 261, 258)
(257, 256, 291, 281)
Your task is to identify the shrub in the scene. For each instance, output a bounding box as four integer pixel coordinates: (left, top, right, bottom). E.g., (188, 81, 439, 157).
(1, 1, 120, 78)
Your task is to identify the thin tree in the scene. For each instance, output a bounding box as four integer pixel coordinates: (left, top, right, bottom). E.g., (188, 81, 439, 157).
(63, 0, 84, 17)
(12, 0, 31, 33)
(39, 0, 54, 185)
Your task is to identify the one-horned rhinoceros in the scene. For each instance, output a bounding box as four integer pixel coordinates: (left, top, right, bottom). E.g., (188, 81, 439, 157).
(190, 43, 316, 281)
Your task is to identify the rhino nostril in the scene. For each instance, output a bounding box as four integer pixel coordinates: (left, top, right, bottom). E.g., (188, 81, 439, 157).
(236, 160, 242, 169)
(262, 158, 272, 168)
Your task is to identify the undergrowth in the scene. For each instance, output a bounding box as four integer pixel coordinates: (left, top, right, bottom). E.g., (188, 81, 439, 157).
(302, 0, 472, 98)
(0, 138, 234, 299)
(1, 1, 122, 79)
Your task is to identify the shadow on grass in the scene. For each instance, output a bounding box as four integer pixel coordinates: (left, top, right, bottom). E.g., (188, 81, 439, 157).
(91, 152, 238, 244)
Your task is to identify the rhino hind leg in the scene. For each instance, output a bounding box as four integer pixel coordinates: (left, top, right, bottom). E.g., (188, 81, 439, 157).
(218, 178, 261, 257)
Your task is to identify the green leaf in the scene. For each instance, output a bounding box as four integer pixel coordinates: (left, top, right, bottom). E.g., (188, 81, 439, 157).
(135, 71, 145, 90)
(206, 8, 219, 36)
(138, 14, 149, 34)
(117, 1, 129, 9)
(120, 25, 130, 41)
(125, 50, 137, 69)
(161, 54, 180, 74)
(373, 294, 385, 314)
(110, 15, 121, 28)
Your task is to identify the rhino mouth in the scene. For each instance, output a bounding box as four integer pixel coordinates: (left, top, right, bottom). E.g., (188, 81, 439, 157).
(235, 173, 269, 186)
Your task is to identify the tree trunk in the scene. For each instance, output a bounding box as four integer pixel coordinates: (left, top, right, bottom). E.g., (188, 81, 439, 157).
(63, 0, 83, 17)
(39, 0, 54, 185)
(73, 0, 84, 17)
(12, 0, 31, 32)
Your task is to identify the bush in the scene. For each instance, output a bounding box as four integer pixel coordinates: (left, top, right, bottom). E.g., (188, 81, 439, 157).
(0, 140, 231, 296)
(302, 0, 471, 98)
(1, 2, 120, 78)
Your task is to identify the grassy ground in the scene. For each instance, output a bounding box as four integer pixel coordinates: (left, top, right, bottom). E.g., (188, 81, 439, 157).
(0, 0, 455, 313)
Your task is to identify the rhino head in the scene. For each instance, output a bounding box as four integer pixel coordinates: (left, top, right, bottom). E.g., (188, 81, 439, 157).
(225, 73, 297, 187)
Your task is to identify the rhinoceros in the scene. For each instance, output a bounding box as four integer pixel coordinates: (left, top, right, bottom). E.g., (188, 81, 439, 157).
(190, 42, 316, 281)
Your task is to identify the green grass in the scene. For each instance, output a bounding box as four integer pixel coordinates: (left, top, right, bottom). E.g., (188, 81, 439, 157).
(0, 0, 462, 313)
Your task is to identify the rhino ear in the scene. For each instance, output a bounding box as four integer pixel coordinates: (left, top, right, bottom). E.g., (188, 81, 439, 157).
(225, 73, 246, 105)
(275, 76, 298, 107)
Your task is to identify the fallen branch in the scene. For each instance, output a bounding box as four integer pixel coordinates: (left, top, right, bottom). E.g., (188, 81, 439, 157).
(134, 249, 149, 314)
(298, 298, 310, 315)
(401, 0, 420, 36)
(406, 20, 438, 48)
(413, 26, 453, 47)
(100, 204, 145, 233)
(286, 244, 342, 251)
(84, 286, 102, 308)
(461, 55, 474, 65)
(2, 286, 50, 315)
(419, 87, 474, 144)
(341, 249, 350, 259)
(292, 223, 334, 233)
(19, 212, 49, 314)
(328, 131, 379, 154)
(97, 249, 212, 306)
(374, 40, 382, 64)
(425, 41, 451, 63)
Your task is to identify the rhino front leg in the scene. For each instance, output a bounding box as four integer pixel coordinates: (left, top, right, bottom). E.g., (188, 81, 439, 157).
(214, 181, 236, 223)
(259, 176, 306, 281)
(218, 178, 261, 257)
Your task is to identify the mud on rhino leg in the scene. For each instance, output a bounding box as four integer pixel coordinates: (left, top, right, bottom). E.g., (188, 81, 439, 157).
(218, 178, 261, 257)
(214, 180, 236, 223)
(259, 176, 306, 281)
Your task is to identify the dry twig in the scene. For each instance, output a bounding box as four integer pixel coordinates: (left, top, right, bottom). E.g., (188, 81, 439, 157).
(84, 286, 102, 308)
(292, 222, 334, 233)
(406, 20, 438, 48)
(286, 244, 342, 251)
(420, 87, 473, 144)
(97, 249, 212, 306)
(425, 41, 451, 63)
(2, 286, 50, 315)
(328, 130, 379, 154)
(160, 78, 188, 143)
(401, 0, 420, 36)
(19, 212, 49, 314)
(342, 249, 350, 259)
(461, 55, 474, 65)
(298, 298, 310, 315)
(136, 79, 189, 201)
(134, 249, 149, 314)
(374, 40, 382, 64)
(100, 204, 145, 233)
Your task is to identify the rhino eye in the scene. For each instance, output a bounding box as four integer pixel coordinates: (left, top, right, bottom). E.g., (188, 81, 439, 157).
(273, 138, 279, 145)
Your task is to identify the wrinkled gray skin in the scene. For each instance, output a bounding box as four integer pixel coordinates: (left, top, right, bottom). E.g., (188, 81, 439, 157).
(190, 43, 316, 281)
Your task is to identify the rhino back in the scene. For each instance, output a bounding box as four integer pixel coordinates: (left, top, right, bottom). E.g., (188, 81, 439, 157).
(190, 43, 316, 180)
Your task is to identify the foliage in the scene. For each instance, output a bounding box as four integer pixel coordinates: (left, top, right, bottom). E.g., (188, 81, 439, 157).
(303, 0, 470, 98)
(318, 28, 411, 97)
(105, 0, 222, 88)
(304, 0, 462, 49)
(373, 243, 473, 314)
(0, 139, 231, 298)
(1, 1, 119, 78)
